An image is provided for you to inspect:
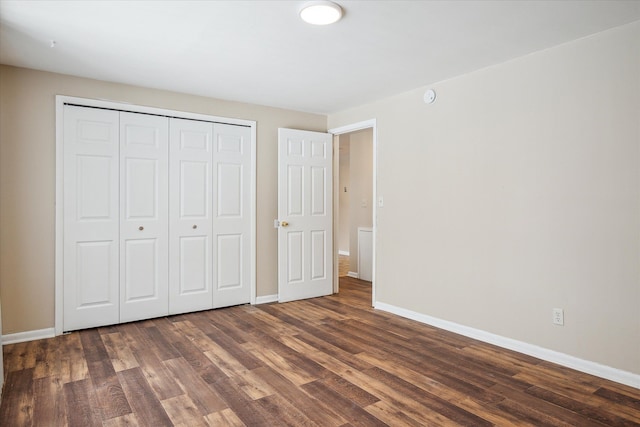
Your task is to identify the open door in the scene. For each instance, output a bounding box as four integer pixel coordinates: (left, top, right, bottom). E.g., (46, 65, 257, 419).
(277, 128, 333, 302)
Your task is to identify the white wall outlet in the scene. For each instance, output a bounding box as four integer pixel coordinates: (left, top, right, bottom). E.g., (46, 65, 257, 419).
(553, 308, 564, 326)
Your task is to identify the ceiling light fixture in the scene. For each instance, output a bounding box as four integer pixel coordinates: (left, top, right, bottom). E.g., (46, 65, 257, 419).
(300, 1, 343, 25)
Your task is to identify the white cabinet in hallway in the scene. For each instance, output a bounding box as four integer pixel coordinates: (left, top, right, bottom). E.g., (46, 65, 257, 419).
(61, 102, 254, 332)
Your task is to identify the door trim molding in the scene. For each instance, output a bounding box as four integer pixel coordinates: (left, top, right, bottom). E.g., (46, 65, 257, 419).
(328, 119, 377, 306)
(55, 95, 257, 335)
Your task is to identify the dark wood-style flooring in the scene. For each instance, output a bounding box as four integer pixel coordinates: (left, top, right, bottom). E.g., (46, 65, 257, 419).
(1, 277, 639, 426)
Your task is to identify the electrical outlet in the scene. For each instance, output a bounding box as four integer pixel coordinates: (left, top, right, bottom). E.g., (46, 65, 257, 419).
(553, 308, 564, 326)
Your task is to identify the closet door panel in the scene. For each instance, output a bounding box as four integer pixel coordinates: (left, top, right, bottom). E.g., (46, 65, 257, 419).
(63, 106, 120, 331)
(120, 112, 169, 322)
(169, 118, 214, 314)
(212, 124, 251, 308)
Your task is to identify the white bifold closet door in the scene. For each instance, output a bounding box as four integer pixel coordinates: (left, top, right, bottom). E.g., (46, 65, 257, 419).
(119, 112, 169, 323)
(63, 106, 120, 331)
(63, 105, 252, 331)
(169, 118, 214, 314)
(211, 123, 252, 308)
(169, 121, 252, 312)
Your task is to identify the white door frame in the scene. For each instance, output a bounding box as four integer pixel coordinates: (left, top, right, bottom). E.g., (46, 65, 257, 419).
(328, 119, 377, 306)
(55, 95, 257, 335)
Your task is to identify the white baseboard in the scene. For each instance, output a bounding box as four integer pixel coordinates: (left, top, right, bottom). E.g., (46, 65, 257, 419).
(347, 271, 359, 279)
(338, 250, 350, 256)
(2, 328, 56, 345)
(255, 294, 278, 305)
(375, 301, 640, 389)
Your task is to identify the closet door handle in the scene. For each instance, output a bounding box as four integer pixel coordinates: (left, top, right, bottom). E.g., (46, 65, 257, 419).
(138, 226, 144, 231)
(192, 225, 198, 229)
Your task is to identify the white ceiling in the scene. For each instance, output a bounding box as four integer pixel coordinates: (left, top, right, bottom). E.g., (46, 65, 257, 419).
(1, 1, 639, 114)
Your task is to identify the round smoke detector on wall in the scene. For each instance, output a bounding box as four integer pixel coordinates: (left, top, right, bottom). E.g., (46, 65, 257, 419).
(423, 89, 436, 104)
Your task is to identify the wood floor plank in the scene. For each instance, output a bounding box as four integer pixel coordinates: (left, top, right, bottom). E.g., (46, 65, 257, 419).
(160, 393, 209, 427)
(102, 413, 141, 427)
(202, 309, 253, 344)
(338, 320, 515, 395)
(454, 395, 538, 427)
(118, 322, 183, 401)
(0, 368, 35, 426)
(364, 400, 437, 427)
(247, 331, 328, 379)
(170, 337, 228, 385)
(364, 366, 493, 427)
(33, 376, 68, 426)
(288, 331, 375, 372)
(61, 332, 90, 384)
(255, 306, 365, 355)
(117, 367, 173, 427)
(491, 383, 610, 427)
(340, 317, 532, 392)
(63, 378, 103, 427)
(593, 387, 640, 423)
(594, 386, 640, 411)
(355, 350, 504, 406)
(138, 325, 180, 361)
(250, 365, 348, 426)
(32, 338, 51, 379)
(227, 368, 276, 400)
(7, 341, 38, 371)
(3, 277, 639, 426)
(204, 324, 263, 371)
(101, 332, 140, 372)
(94, 376, 133, 421)
(254, 393, 320, 426)
(171, 319, 220, 353)
(300, 379, 388, 427)
(163, 357, 228, 415)
(80, 329, 119, 389)
(208, 375, 276, 426)
(240, 304, 308, 336)
(203, 407, 246, 427)
(526, 385, 640, 426)
(320, 372, 381, 407)
(243, 341, 317, 386)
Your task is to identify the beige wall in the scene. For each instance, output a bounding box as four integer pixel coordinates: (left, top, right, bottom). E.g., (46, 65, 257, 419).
(329, 22, 640, 374)
(0, 65, 326, 334)
(338, 138, 350, 254)
(347, 129, 373, 269)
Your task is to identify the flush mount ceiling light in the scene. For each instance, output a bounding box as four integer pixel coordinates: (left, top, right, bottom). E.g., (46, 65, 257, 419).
(300, 1, 343, 25)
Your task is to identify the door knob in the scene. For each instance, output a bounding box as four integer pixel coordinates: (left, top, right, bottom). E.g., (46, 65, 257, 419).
(138, 226, 144, 231)
(281, 221, 289, 227)
(193, 225, 197, 229)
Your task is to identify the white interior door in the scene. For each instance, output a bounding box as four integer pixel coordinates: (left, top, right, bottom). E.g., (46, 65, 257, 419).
(211, 124, 252, 308)
(119, 112, 169, 322)
(278, 128, 333, 302)
(63, 105, 120, 330)
(169, 118, 213, 314)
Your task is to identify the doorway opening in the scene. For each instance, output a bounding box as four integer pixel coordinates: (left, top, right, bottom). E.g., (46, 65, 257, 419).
(329, 120, 377, 306)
